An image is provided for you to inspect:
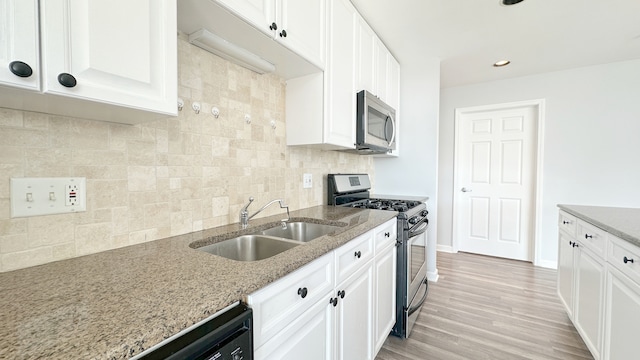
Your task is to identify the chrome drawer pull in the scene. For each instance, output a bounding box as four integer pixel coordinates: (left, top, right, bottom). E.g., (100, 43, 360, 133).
(624, 256, 635, 264)
(585, 234, 593, 239)
(562, 220, 570, 224)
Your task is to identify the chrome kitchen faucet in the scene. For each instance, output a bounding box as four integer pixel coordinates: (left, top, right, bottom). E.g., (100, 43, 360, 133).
(239, 197, 290, 229)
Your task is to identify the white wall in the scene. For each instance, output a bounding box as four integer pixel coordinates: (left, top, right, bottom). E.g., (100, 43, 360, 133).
(438, 58, 640, 267)
(374, 55, 441, 279)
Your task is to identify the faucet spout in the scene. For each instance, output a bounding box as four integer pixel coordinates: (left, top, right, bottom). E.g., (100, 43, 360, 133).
(239, 197, 289, 229)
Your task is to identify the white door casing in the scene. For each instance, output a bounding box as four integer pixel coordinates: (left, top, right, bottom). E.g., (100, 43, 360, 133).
(453, 100, 544, 263)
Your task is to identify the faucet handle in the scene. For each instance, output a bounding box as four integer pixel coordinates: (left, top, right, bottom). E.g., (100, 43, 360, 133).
(241, 197, 254, 212)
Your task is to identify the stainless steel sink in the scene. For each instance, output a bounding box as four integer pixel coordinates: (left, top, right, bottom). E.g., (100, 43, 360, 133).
(257, 222, 341, 242)
(196, 235, 300, 261)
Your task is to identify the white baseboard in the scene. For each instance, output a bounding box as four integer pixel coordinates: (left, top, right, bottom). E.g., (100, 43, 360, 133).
(437, 244, 455, 253)
(427, 269, 439, 282)
(535, 259, 557, 269)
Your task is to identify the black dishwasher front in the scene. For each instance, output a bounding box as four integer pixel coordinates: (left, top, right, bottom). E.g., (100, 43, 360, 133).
(136, 303, 252, 360)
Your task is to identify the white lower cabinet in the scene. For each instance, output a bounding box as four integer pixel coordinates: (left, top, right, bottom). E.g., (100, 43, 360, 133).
(603, 235, 640, 360)
(248, 218, 397, 360)
(335, 258, 374, 360)
(373, 242, 396, 354)
(557, 209, 640, 360)
(603, 265, 640, 360)
(254, 290, 333, 360)
(573, 244, 604, 358)
(557, 211, 604, 359)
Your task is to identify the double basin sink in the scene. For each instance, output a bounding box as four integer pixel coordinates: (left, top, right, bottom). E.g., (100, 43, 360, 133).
(195, 221, 343, 261)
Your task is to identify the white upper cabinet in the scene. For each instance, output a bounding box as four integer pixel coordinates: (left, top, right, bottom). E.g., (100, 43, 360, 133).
(215, 0, 272, 33)
(356, 18, 376, 93)
(40, 0, 177, 119)
(215, 0, 325, 68)
(0, 0, 177, 124)
(324, 0, 357, 149)
(278, 0, 325, 68)
(0, 0, 40, 91)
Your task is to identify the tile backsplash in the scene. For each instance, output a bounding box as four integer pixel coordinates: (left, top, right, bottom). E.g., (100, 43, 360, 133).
(0, 35, 373, 272)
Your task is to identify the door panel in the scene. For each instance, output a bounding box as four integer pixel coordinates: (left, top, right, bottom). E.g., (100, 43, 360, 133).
(40, 0, 176, 114)
(0, 0, 40, 90)
(456, 105, 537, 260)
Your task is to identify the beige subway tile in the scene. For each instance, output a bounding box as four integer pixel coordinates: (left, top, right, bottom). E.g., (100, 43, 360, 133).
(112, 207, 129, 236)
(0, 234, 28, 254)
(27, 215, 75, 248)
(52, 242, 76, 260)
(75, 222, 113, 256)
(2, 247, 53, 272)
(0, 218, 27, 236)
(89, 179, 129, 209)
(171, 211, 192, 235)
(144, 203, 170, 229)
(127, 166, 156, 192)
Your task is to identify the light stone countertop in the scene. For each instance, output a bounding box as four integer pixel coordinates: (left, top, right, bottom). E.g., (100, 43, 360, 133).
(558, 204, 640, 247)
(0, 205, 397, 360)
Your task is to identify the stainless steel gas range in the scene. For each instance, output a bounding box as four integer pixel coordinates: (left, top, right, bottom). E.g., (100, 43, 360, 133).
(328, 174, 429, 338)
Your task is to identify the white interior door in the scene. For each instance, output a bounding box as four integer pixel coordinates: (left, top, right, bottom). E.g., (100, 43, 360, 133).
(455, 105, 538, 261)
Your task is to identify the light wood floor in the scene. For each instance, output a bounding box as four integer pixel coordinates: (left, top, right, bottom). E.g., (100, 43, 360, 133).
(376, 251, 593, 360)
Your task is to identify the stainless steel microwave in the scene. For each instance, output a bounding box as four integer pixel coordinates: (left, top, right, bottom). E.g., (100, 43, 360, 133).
(355, 90, 396, 154)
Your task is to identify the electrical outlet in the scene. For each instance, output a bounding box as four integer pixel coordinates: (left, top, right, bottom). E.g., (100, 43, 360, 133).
(303, 173, 312, 189)
(10, 177, 86, 218)
(66, 184, 79, 206)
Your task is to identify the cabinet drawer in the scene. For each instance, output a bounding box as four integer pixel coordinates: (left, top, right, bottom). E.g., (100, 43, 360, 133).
(577, 220, 606, 256)
(608, 235, 640, 285)
(558, 211, 577, 238)
(247, 251, 334, 348)
(335, 230, 374, 285)
(374, 218, 397, 253)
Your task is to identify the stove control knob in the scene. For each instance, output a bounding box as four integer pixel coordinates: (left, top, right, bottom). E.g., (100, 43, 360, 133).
(408, 217, 418, 225)
(421, 210, 429, 217)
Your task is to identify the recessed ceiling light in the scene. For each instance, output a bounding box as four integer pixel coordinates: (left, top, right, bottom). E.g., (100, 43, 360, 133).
(493, 60, 511, 67)
(502, 0, 525, 5)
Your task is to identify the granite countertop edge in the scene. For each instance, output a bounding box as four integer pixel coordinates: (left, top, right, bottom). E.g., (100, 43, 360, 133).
(558, 204, 640, 248)
(0, 205, 397, 359)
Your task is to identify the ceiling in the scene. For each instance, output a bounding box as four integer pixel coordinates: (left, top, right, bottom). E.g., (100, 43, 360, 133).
(350, 0, 640, 88)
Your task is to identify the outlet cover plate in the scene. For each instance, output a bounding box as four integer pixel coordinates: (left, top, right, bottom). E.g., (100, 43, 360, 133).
(10, 177, 86, 218)
(303, 173, 312, 189)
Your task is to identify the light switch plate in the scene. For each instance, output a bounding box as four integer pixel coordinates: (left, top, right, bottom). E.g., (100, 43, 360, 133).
(10, 177, 86, 218)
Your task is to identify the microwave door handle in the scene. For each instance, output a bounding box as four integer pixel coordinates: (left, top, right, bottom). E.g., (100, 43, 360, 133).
(387, 112, 396, 147)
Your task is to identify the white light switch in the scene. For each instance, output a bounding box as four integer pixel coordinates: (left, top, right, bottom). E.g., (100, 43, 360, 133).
(303, 173, 312, 189)
(10, 177, 86, 218)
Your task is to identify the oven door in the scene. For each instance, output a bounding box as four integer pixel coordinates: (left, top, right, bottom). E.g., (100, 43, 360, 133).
(405, 219, 429, 335)
(407, 220, 428, 299)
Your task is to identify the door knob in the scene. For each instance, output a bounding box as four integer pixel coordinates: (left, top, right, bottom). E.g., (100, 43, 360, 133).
(461, 187, 472, 192)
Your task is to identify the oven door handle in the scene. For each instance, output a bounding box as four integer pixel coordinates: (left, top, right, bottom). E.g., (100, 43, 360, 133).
(408, 277, 429, 317)
(408, 221, 428, 239)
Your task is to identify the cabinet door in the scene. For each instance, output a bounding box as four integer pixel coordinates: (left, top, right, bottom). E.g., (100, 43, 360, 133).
(325, 0, 356, 149)
(216, 0, 274, 36)
(336, 261, 374, 360)
(386, 55, 400, 112)
(373, 243, 397, 355)
(278, 0, 325, 68)
(248, 252, 334, 348)
(255, 293, 334, 360)
(574, 244, 604, 358)
(375, 41, 389, 102)
(0, 0, 40, 91)
(604, 266, 640, 360)
(356, 17, 376, 93)
(557, 231, 576, 317)
(40, 0, 176, 115)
